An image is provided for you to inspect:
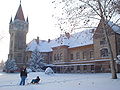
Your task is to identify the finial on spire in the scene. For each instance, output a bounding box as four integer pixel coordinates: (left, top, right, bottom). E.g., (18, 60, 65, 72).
(20, 0, 21, 4)
(26, 16, 29, 23)
(10, 17, 12, 23)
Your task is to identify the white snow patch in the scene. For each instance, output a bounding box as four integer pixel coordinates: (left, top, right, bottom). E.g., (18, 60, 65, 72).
(45, 67, 54, 74)
(0, 72, 120, 90)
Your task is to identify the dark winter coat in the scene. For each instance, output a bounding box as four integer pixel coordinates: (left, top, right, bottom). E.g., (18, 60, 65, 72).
(20, 68, 27, 77)
(31, 76, 40, 84)
(35, 77, 40, 83)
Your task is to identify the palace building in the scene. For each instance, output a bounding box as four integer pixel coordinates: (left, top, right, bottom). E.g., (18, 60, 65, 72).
(26, 20, 120, 73)
(8, 2, 120, 73)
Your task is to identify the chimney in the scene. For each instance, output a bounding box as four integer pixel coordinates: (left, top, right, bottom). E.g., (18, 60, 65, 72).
(36, 37, 39, 44)
(48, 39, 50, 43)
(65, 32, 70, 39)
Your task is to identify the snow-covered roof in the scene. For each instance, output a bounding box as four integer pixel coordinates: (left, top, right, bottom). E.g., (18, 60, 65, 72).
(26, 40, 53, 52)
(108, 21, 120, 34)
(26, 29, 94, 52)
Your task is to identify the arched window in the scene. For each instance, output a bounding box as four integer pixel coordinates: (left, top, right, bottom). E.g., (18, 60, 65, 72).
(60, 53, 63, 60)
(100, 48, 109, 57)
(57, 54, 59, 60)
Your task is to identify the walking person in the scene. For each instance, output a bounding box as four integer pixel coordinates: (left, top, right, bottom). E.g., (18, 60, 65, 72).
(19, 66, 27, 85)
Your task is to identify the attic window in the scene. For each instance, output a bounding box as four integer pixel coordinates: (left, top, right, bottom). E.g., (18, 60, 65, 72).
(100, 38, 107, 45)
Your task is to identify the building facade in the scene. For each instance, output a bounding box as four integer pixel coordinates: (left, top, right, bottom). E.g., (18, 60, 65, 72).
(26, 21, 120, 73)
(8, 2, 120, 73)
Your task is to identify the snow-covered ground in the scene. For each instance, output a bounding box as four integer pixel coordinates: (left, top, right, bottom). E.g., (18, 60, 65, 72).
(0, 72, 120, 90)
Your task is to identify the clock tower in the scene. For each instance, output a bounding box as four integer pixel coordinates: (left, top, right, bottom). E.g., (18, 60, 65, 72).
(8, 2, 29, 67)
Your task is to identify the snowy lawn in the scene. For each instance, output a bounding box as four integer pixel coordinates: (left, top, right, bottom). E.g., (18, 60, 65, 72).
(0, 72, 120, 90)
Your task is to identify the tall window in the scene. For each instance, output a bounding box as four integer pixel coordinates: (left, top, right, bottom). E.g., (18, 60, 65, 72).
(100, 48, 109, 57)
(77, 65, 80, 70)
(76, 52, 80, 60)
(118, 49, 120, 55)
(83, 51, 87, 60)
(60, 53, 63, 60)
(54, 54, 56, 61)
(118, 38, 120, 46)
(91, 65, 94, 70)
(70, 54, 74, 60)
(83, 65, 87, 70)
(10, 40, 13, 49)
(90, 51, 94, 59)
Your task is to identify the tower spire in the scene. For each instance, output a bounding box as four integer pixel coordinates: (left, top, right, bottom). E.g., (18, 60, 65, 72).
(14, 0, 25, 21)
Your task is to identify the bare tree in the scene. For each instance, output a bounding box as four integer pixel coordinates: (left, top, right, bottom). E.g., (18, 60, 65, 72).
(113, 0, 120, 14)
(52, 0, 120, 79)
(0, 35, 4, 41)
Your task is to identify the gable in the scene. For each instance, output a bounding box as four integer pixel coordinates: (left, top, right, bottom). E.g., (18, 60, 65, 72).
(93, 20, 118, 39)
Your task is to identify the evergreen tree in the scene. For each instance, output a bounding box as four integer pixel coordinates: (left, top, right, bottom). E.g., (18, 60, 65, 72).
(0, 60, 4, 69)
(28, 48, 45, 72)
(113, 0, 120, 14)
(4, 59, 18, 73)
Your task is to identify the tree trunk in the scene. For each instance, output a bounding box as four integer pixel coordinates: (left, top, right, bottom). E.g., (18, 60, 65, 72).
(103, 21, 117, 79)
(97, 0, 117, 79)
